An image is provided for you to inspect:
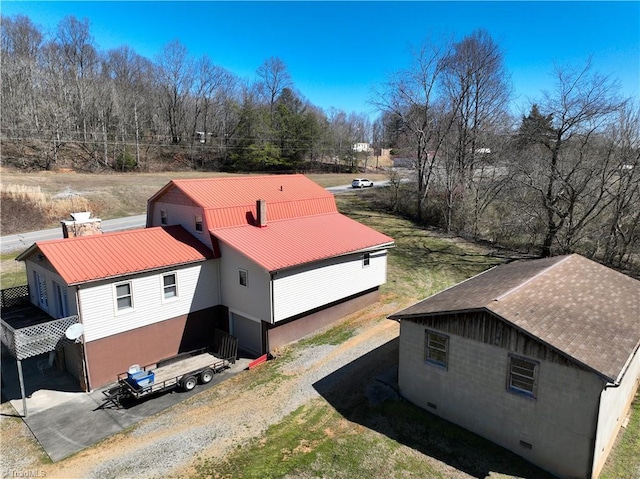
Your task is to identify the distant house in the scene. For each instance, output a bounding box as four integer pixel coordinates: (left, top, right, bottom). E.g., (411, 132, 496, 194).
(352, 142, 370, 153)
(390, 255, 640, 479)
(14, 175, 394, 390)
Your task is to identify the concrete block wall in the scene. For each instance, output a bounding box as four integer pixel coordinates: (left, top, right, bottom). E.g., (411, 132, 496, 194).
(398, 320, 604, 479)
(592, 349, 640, 477)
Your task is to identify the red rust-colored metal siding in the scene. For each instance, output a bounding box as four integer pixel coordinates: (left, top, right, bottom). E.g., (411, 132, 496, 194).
(35, 225, 213, 285)
(213, 213, 394, 272)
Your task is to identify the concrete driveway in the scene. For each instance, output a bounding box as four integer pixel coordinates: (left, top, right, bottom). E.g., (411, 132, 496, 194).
(1, 352, 250, 462)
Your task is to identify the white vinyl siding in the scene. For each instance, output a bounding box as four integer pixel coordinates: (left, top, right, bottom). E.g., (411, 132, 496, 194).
(218, 243, 271, 322)
(148, 201, 211, 247)
(272, 250, 387, 322)
(80, 261, 219, 342)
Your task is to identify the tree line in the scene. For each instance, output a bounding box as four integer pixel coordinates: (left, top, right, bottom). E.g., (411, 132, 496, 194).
(1, 14, 372, 172)
(2, 14, 638, 271)
(375, 30, 639, 271)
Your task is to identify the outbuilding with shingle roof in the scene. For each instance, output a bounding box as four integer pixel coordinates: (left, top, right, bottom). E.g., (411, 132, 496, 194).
(390, 254, 640, 479)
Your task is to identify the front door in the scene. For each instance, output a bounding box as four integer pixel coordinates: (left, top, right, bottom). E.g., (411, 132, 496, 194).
(230, 312, 263, 356)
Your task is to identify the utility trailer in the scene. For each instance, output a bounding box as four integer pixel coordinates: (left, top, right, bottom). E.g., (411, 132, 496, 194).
(101, 330, 238, 408)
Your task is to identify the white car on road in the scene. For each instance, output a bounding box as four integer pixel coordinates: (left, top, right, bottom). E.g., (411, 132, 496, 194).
(351, 178, 373, 188)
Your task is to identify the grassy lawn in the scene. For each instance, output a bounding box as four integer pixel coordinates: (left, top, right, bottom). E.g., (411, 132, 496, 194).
(1, 252, 26, 288)
(600, 392, 640, 479)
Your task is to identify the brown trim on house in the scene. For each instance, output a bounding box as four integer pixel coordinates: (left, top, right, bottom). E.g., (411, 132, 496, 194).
(267, 288, 380, 351)
(83, 306, 227, 389)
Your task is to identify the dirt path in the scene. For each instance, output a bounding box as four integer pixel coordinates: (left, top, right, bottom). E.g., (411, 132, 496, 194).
(2, 304, 404, 479)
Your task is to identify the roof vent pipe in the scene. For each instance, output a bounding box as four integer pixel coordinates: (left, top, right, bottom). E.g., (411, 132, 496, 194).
(256, 199, 267, 227)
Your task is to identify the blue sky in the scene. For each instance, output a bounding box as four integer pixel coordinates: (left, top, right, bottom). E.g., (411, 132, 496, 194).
(3, 1, 639, 118)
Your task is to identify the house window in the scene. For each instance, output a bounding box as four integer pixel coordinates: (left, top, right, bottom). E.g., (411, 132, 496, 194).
(239, 269, 248, 287)
(160, 209, 168, 225)
(163, 273, 177, 299)
(425, 330, 448, 368)
(508, 355, 538, 398)
(195, 215, 203, 232)
(115, 282, 133, 311)
(363, 252, 371, 267)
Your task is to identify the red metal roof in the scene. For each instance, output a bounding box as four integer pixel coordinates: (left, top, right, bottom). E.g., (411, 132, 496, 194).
(212, 213, 394, 272)
(151, 175, 340, 229)
(204, 197, 338, 229)
(168, 174, 335, 209)
(30, 226, 213, 285)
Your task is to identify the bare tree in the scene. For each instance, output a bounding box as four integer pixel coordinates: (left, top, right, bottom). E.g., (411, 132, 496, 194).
(55, 16, 99, 144)
(1, 15, 43, 137)
(103, 46, 155, 168)
(372, 38, 459, 221)
(155, 40, 194, 143)
(256, 57, 292, 124)
(438, 30, 512, 233)
(442, 29, 511, 187)
(517, 60, 626, 257)
(601, 102, 640, 268)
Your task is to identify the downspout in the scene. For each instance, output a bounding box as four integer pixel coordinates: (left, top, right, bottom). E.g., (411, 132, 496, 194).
(270, 272, 276, 325)
(267, 271, 276, 354)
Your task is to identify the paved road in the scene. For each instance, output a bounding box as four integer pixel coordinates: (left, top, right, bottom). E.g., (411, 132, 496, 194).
(1, 214, 148, 253)
(1, 182, 389, 253)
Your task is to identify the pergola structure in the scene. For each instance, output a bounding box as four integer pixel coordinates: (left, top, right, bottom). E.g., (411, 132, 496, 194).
(1, 285, 80, 416)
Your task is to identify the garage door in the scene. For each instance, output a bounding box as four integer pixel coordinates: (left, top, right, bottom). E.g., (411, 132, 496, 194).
(231, 313, 263, 356)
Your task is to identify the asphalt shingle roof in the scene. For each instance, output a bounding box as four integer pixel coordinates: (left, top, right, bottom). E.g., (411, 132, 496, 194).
(390, 254, 640, 382)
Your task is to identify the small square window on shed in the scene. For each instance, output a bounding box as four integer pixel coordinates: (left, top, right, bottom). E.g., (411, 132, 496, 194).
(508, 355, 538, 398)
(239, 269, 248, 287)
(424, 330, 448, 368)
(195, 215, 203, 232)
(363, 252, 371, 267)
(160, 209, 168, 225)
